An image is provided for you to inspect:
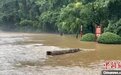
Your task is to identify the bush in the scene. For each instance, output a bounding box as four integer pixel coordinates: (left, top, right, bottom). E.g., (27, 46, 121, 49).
(97, 32, 121, 44)
(19, 20, 33, 27)
(81, 33, 95, 42)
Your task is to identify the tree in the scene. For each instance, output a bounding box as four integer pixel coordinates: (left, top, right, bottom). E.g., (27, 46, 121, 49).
(57, 2, 83, 33)
(39, 11, 58, 32)
(108, 0, 121, 20)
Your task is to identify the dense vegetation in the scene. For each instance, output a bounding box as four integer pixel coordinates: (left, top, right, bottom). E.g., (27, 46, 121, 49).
(0, 0, 121, 35)
(97, 32, 121, 44)
(81, 33, 95, 41)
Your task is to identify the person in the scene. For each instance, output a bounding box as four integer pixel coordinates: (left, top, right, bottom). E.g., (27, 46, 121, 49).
(60, 32, 63, 36)
(76, 33, 79, 39)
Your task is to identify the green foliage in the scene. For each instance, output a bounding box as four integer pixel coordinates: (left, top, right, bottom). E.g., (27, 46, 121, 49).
(39, 11, 58, 32)
(97, 32, 121, 44)
(105, 19, 121, 36)
(19, 20, 33, 27)
(115, 19, 121, 36)
(57, 2, 83, 33)
(1, 12, 20, 24)
(0, 0, 121, 34)
(81, 33, 95, 42)
(92, 0, 109, 25)
(108, 0, 121, 19)
(19, 19, 40, 32)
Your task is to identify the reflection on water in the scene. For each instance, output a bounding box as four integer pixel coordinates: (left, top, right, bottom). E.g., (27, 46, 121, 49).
(0, 32, 121, 75)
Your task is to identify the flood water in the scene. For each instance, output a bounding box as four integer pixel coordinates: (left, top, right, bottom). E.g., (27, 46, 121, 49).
(0, 32, 121, 75)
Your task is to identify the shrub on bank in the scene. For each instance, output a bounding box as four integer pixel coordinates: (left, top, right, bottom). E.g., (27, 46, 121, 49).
(97, 32, 121, 44)
(81, 33, 95, 42)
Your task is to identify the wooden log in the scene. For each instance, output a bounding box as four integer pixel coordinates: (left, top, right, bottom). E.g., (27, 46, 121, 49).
(46, 48, 95, 56)
(47, 48, 80, 55)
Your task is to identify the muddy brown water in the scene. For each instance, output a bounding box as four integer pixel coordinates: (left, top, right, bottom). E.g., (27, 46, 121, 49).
(0, 32, 121, 75)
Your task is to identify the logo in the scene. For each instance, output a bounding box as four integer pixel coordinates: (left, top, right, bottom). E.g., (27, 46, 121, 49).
(102, 70, 121, 75)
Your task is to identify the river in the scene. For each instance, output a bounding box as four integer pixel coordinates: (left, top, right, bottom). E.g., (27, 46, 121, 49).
(0, 32, 121, 75)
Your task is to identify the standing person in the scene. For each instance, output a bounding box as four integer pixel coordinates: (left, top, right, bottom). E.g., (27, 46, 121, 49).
(80, 25, 83, 37)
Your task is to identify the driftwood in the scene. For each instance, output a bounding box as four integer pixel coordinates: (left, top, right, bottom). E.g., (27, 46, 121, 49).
(47, 48, 80, 55)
